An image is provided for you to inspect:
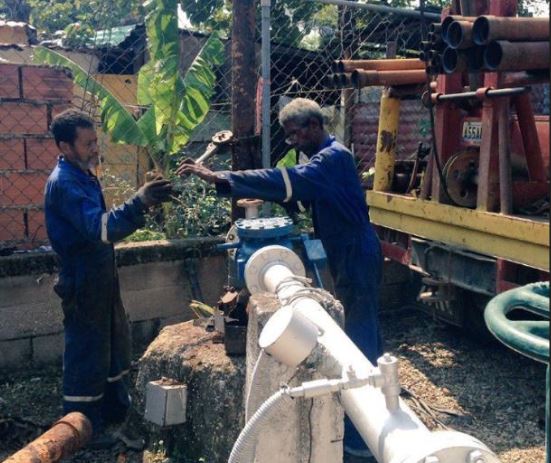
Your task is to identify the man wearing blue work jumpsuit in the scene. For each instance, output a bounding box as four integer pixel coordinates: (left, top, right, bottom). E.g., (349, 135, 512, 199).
(45, 110, 172, 447)
(178, 98, 383, 462)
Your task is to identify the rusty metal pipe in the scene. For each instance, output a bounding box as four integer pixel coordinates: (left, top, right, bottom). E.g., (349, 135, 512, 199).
(442, 15, 476, 43)
(431, 86, 528, 104)
(484, 41, 550, 71)
(442, 47, 469, 73)
(429, 23, 442, 34)
(447, 20, 474, 49)
(336, 58, 425, 73)
(473, 15, 550, 46)
(351, 69, 427, 88)
(3, 413, 92, 463)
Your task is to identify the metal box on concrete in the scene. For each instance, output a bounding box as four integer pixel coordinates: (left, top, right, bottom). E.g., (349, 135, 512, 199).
(144, 379, 187, 427)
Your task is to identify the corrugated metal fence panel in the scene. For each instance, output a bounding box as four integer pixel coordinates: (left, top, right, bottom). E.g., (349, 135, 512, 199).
(351, 83, 549, 174)
(351, 87, 431, 173)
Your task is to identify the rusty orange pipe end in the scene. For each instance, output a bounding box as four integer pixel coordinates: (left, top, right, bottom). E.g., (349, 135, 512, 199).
(3, 412, 93, 463)
(337, 58, 425, 73)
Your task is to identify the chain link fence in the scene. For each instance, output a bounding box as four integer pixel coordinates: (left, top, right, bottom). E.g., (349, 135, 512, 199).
(0, 6, 235, 251)
(263, 0, 436, 180)
(0, 0, 548, 251)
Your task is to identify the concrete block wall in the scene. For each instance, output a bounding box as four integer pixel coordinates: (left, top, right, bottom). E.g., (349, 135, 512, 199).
(0, 238, 227, 369)
(0, 63, 72, 248)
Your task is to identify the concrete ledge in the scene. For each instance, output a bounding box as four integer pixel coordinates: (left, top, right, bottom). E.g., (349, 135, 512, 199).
(0, 238, 228, 369)
(0, 237, 224, 277)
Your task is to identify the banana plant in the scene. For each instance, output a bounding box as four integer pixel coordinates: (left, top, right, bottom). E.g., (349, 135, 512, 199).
(34, 0, 224, 173)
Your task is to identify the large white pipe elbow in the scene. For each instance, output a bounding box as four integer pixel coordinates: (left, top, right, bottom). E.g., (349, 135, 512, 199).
(244, 246, 501, 463)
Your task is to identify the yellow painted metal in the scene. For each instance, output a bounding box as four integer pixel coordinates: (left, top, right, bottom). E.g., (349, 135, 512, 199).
(373, 90, 401, 192)
(367, 191, 549, 270)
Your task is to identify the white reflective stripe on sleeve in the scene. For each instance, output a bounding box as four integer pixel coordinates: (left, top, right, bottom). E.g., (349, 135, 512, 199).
(63, 393, 104, 403)
(297, 201, 306, 212)
(278, 167, 292, 203)
(107, 369, 130, 383)
(101, 213, 109, 243)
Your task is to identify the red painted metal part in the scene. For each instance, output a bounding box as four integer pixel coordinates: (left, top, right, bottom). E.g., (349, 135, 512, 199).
(380, 240, 411, 266)
(374, 1, 547, 301)
(496, 259, 519, 293)
(432, 72, 464, 203)
(513, 93, 546, 182)
(511, 181, 549, 208)
(475, 0, 518, 212)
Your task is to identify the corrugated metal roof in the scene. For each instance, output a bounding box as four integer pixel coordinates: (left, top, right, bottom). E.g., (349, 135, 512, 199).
(92, 24, 139, 48)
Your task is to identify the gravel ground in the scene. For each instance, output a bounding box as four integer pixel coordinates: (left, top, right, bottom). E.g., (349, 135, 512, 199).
(0, 306, 546, 463)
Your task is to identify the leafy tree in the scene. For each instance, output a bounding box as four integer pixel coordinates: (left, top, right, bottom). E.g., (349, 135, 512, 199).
(0, 0, 30, 21)
(0, 0, 144, 37)
(34, 0, 224, 173)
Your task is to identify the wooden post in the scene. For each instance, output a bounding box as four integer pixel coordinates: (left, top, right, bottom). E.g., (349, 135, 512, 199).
(231, 0, 258, 219)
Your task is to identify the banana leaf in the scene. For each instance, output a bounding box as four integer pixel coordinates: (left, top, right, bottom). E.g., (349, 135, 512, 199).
(33, 47, 148, 147)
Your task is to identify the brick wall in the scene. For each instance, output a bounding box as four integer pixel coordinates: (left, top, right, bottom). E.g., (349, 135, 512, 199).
(0, 63, 72, 249)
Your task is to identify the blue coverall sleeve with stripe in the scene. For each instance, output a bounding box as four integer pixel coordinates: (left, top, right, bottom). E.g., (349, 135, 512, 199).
(215, 137, 383, 453)
(44, 157, 146, 432)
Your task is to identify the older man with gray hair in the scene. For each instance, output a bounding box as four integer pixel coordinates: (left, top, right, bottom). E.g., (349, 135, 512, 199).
(178, 97, 382, 462)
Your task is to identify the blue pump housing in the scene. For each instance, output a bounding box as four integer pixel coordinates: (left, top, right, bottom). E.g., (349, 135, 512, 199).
(217, 216, 327, 289)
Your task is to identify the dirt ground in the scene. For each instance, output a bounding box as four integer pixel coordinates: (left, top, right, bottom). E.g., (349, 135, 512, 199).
(0, 306, 546, 463)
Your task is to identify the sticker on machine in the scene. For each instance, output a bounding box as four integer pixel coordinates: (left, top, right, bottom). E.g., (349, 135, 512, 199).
(462, 119, 482, 145)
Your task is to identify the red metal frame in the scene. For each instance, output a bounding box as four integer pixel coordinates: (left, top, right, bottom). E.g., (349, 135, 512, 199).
(376, 0, 549, 297)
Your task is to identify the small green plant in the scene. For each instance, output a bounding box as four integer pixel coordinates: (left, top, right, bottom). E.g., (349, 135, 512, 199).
(189, 300, 216, 318)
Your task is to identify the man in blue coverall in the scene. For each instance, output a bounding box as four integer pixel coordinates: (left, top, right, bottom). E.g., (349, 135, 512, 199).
(177, 98, 383, 462)
(45, 110, 173, 447)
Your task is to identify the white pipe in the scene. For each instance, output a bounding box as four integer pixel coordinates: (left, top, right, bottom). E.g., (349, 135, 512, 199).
(247, 247, 501, 463)
(232, 375, 376, 463)
(229, 389, 292, 463)
(245, 349, 265, 421)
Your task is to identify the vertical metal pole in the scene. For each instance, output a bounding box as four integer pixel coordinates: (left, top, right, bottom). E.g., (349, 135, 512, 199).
(373, 90, 401, 192)
(498, 99, 512, 215)
(546, 364, 550, 463)
(339, 2, 357, 147)
(261, 0, 272, 217)
(261, 0, 271, 170)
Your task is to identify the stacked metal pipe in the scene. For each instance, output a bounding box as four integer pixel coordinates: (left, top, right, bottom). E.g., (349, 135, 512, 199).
(325, 58, 427, 89)
(421, 15, 549, 74)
